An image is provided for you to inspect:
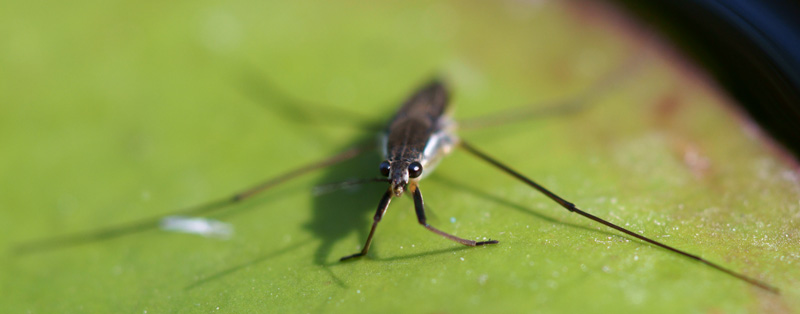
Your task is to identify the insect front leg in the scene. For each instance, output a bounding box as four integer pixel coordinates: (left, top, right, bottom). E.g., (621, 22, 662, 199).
(340, 190, 393, 261)
(413, 186, 499, 247)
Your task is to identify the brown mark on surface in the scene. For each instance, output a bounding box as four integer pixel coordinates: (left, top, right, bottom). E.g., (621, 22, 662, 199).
(650, 89, 714, 180)
(652, 90, 683, 128)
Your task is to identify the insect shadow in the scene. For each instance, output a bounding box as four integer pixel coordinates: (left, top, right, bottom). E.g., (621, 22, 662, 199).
(304, 142, 386, 266)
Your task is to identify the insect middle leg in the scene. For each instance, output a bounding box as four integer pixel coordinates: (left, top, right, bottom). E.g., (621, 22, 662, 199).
(15, 144, 373, 254)
(413, 186, 498, 247)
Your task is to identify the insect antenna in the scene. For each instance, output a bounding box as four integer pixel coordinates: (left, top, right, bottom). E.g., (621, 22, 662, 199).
(312, 178, 390, 196)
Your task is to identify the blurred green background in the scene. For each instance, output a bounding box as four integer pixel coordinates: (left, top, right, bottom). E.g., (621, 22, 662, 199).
(2, 0, 798, 312)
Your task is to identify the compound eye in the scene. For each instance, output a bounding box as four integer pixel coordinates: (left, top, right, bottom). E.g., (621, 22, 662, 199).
(379, 161, 391, 177)
(408, 162, 423, 178)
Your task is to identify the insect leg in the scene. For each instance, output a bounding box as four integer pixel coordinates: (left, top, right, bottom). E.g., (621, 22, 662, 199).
(340, 190, 393, 261)
(241, 70, 382, 132)
(458, 54, 643, 130)
(413, 186, 499, 247)
(15, 144, 373, 254)
(458, 140, 779, 294)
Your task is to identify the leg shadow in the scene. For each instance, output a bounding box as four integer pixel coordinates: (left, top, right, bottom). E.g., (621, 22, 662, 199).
(428, 174, 622, 239)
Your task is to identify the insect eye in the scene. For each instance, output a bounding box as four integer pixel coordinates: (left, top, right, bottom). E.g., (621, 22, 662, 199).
(408, 162, 423, 178)
(379, 161, 391, 177)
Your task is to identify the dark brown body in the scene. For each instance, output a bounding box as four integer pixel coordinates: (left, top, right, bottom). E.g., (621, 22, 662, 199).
(383, 81, 454, 196)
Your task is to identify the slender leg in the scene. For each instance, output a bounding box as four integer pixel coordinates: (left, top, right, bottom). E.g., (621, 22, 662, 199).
(232, 144, 373, 201)
(241, 70, 381, 132)
(340, 190, 393, 261)
(458, 55, 643, 130)
(414, 186, 498, 247)
(15, 144, 372, 254)
(459, 140, 779, 294)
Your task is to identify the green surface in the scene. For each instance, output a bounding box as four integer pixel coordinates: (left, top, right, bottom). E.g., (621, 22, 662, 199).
(2, 0, 799, 313)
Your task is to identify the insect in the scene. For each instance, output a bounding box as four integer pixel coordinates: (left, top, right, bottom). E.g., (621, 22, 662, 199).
(323, 81, 777, 294)
(16, 76, 778, 294)
(338, 81, 498, 261)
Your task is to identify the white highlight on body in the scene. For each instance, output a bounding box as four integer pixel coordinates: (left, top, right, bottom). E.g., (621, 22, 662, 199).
(419, 116, 458, 178)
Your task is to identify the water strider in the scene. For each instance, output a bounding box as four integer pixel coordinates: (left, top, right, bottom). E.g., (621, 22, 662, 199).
(337, 81, 498, 261)
(328, 81, 777, 294)
(16, 77, 778, 293)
